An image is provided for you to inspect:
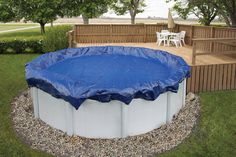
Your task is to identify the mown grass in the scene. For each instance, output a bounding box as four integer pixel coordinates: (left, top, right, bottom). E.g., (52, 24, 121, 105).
(160, 91, 236, 157)
(0, 23, 37, 31)
(0, 54, 52, 157)
(0, 54, 235, 157)
(0, 27, 44, 41)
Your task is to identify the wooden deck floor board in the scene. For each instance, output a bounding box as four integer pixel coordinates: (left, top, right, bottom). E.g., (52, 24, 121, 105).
(76, 42, 236, 66)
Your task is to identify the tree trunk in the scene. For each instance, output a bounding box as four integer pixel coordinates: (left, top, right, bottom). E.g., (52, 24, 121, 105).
(131, 15, 135, 24)
(129, 9, 136, 25)
(203, 20, 211, 26)
(230, 14, 236, 27)
(39, 22, 46, 34)
(51, 20, 53, 27)
(211, 3, 231, 27)
(82, 14, 89, 24)
(231, 19, 236, 28)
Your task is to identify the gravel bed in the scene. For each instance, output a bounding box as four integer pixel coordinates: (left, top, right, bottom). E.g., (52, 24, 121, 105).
(11, 90, 200, 157)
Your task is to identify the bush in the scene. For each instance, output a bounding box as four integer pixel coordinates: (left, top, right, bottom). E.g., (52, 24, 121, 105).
(0, 38, 43, 54)
(43, 25, 73, 53)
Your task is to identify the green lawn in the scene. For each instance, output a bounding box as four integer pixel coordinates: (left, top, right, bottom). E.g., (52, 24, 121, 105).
(0, 23, 38, 31)
(160, 91, 236, 157)
(0, 54, 52, 157)
(0, 27, 43, 40)
(0, 54, 235, 157)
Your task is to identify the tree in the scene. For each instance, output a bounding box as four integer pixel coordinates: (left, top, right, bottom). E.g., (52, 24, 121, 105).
(167, 0, 218, 26)
(169, 0, 236, 27)
(207, 0, 236, 27)
(0, 0, 17, 22)
(112, 0, 146, 24)
(62, 0, 113, 24)
(11, 0, 62, 34)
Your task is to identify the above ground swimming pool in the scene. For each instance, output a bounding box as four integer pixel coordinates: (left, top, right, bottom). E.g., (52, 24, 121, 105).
(26, 46, 190, 138)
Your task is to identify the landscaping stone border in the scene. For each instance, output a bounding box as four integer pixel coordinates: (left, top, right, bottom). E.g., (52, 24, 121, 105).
(12, 90, 200, 157)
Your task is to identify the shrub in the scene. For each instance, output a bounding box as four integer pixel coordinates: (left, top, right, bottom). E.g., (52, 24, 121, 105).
(43, 25, 73, 53)
(0, 38, 43, 54)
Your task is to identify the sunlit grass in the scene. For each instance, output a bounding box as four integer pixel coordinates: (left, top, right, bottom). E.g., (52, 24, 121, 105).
(0, 27, 44, 40)
(0, 54, 52, 157)
(0, 23, 38, 31)
(160, 91, 236, 157)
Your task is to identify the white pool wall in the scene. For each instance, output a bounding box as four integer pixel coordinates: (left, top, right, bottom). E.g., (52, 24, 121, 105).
(31, 79, 186, 139)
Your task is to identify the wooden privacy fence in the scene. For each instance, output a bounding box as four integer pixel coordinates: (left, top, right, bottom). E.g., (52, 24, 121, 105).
(187, 63, 236, 93)
(71, 24, 170, 44)
(69, 24, 236, 46)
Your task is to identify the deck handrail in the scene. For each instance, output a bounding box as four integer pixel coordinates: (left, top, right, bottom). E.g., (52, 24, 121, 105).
(192, 38, 236, 42)
(192, 38, 236, 65)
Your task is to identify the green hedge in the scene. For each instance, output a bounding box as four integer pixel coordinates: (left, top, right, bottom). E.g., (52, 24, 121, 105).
(43, 25, 73, 53)
(0, 25, 72, 54)
(0, 39, 43, 54)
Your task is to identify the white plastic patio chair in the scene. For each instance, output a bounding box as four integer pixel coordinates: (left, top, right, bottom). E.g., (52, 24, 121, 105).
(180, 31, 186, 45)
(168, 33, 182, 48)
(156, 32, 168, 46)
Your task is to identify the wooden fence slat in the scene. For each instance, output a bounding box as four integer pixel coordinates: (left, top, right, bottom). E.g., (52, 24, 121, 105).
(207, 65, 212, 91)
(234, 64, 236, 89)
(199, 66, 204, 92)
(203, 65, 208, 92)
(218, 64, 224, 90)
(223, 64, 228, 90)
(190, 66, 196, 92)
(211, 65, 216, 91)
(195, 66, 201, 92)
(215, 64, 220, 91)
(231, 64, 236, 89)
(227, 64, 232, 90)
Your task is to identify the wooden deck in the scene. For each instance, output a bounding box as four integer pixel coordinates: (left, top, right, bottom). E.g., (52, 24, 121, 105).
(71, 24, 236, 93)
(77, 42, 236, 66)
(77, 42, 236, 93)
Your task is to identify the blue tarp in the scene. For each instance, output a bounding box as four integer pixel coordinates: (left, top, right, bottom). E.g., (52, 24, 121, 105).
(25, 46, 190, 109)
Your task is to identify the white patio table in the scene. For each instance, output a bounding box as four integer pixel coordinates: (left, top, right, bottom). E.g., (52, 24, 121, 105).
(160, 32, 181, 47)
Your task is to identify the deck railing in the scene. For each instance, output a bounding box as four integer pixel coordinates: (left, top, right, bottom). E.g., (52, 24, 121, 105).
(192, 38, 236, 65)
(68, 24, 236, 47)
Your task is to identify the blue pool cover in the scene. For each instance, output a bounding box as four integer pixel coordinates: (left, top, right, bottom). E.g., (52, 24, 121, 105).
(26, 46, 190, 109)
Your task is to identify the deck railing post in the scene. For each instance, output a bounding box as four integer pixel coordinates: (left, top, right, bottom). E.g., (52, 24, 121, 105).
(110, 24, 113, 43)
(210, 27, 215, 52)
(73, 25, 77, 45)
(190, 25, 194, 46)
(144, 24, 147, 42)
(192, 41, 197, 65)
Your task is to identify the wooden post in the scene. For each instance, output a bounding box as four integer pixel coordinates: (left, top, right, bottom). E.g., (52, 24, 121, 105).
(73, 25, 77, 46)
(190, 25, 194, 46)
(110, 24, 113, 43)
(192, 41, 197, 65)
(68, 32, 72, 48)
(144, 24, 147, 43)
(176, 24, 180, 33)
(210, 26, 215, 52)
